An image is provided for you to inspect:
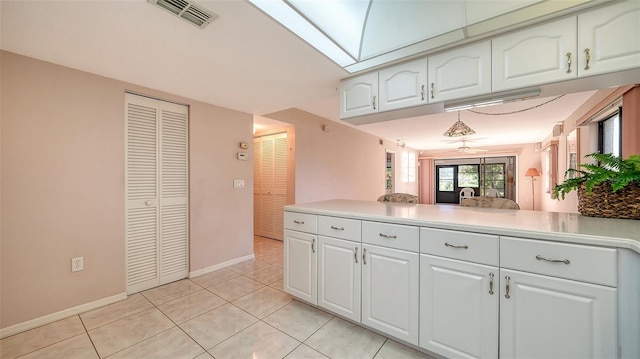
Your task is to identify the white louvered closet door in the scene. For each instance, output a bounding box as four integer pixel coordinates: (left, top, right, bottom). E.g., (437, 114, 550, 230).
(125, 93, 189, 294)
(253, 133, 287, 240)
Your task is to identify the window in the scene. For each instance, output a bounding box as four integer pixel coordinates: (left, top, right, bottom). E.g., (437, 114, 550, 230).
(438, 167, 454, 191)
(598, 109, 621, 157)
(483, 164, 505, 197)
(401, 151, 416, 183)
(458, 165, 479, 188)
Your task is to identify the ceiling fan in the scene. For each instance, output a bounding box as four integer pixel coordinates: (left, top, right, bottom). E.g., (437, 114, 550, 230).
(457, 140, 489, 154)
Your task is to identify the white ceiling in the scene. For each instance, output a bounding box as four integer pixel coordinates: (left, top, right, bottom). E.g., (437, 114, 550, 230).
(0, 0, 607, 152)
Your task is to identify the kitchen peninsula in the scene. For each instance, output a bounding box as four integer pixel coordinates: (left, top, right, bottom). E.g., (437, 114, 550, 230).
(283, 199, 640, 359)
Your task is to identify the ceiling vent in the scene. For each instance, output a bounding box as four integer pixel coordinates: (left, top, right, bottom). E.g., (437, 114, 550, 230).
(148, 0, 218, 29)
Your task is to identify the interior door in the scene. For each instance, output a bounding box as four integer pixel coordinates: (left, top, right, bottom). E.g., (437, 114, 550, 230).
(125, 93, 189, 294)
(436, 165, 457, 204)
(254, 133, 288, 240)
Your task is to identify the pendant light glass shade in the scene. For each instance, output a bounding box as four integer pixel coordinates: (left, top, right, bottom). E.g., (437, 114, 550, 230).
(443, 111, 476, 137)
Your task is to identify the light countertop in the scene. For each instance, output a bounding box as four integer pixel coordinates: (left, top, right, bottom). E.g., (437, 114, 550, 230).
(285, 200, 640, 253)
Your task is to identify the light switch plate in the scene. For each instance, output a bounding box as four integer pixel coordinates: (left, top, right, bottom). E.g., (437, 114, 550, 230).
(233, 179, 245, 188)
(237, 152, 248, 160)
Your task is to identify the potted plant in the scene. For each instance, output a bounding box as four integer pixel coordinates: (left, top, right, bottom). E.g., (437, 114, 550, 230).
(553, 152, 640, 219)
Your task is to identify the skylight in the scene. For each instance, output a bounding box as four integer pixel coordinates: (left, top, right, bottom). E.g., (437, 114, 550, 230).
(249, 0, 596, 73)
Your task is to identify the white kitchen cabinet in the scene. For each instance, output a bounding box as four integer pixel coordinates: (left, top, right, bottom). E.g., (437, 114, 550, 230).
(419, 254, 498, 359)
(492, 16, 577, 92)
(340, 72, 379, 118)
(577, 0, 640, 77)
(500, 236, 618, 359)
(317, 236, 361, 322)
(500, 269, 617, 359)
(378, 58, 428, 111)
(361, 243, 419, 345)
(284, 229, 317, 305)
(428, 41, 491, 102)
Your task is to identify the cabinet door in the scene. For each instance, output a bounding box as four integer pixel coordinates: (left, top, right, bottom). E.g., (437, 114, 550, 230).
(578, 0, 640, 77)
(362, 244, 419, 345)
(492, 17, 577, 92)
(317, 236, 361, 322)
(500, 269, 617, 359)
(284, 230, 317, 305)
(340, 72, 379, 119)
(428, 41, 491, 102)
(419, 255, 498, 359)
(378, 58, 428, 111)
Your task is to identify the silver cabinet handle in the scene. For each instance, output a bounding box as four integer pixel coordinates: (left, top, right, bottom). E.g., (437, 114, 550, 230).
(505, 276, 511, 299)
(584, 48, 591, 70)
(489, 273, 495, 295)
(421, 85, 425, 101)
(330, 226, 345, 231)
(430, 83, 435, 99)
(566, 52, 573, 73)
(293, 220, 304, 225)
(379, 233, 397, 239)
(354, 247, 358, 264)
(372, 95, 376, 110)
(445, 242, 468, 249)
(363, 248, 367, 265)
(311, 238, 315, 253)
(536, 255, 570, 265)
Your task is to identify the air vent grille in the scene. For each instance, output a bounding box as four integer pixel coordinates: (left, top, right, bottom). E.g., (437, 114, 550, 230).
(148, 0, 218, 29)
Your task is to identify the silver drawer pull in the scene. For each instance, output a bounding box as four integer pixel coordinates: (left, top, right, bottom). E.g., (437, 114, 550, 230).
(445, 242, 468, 249)
(379, 233, 397, 239)
(293, 220, 305, 225)
(331, 226, 345, 231)
(363, 248, 367, 265)
(354, 247, 358, 264)
(536, 255, 570, 265)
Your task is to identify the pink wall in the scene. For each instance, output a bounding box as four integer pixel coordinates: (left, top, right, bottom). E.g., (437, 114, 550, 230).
(1, 51, 253, 329)
(264, 109, 418, 204)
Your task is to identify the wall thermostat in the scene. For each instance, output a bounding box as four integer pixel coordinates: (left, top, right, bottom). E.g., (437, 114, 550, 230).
(239, 142, 249, 149)
(237, 152, 249, 160)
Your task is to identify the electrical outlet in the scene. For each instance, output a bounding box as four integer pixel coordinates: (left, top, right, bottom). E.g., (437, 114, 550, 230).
(71, 257, 84, 272)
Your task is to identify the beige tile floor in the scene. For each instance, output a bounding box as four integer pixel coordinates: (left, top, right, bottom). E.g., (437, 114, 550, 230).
(0, 236, 436, 359)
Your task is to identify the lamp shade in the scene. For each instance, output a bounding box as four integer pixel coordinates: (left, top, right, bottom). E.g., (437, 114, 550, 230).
(525, 168, 541, 177)
(443, 111, 476, 137)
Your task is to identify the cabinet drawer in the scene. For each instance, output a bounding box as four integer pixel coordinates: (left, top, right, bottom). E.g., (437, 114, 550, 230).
(318, 216, 361, 242)
(362, 221, 419, 252)
(284, 212, 317, 234)
(420, 228, 498, 266)
(500, 237, 617, 287)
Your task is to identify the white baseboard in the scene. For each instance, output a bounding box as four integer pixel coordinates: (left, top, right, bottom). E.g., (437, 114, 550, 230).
(0, 292, 127, 339)
(189, 254, 255, 278)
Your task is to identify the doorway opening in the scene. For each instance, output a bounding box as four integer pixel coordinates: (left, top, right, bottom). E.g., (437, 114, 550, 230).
(434, 156, 516, 204)
(386, 150, 395, 194)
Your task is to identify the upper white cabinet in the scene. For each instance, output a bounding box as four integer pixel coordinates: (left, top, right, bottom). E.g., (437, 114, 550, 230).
(378, 58, 428, 112)
(428, 41, 491, 102)
(492, 17, 578, 92)
(577, 0, 640, 78)
(340, 72, 379, 119)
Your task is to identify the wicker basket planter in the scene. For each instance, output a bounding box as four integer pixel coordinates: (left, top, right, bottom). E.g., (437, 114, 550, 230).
(577, 182, 640, 219)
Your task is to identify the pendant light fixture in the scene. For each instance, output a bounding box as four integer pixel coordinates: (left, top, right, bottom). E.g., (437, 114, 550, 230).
(443, 111, 476, 137)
